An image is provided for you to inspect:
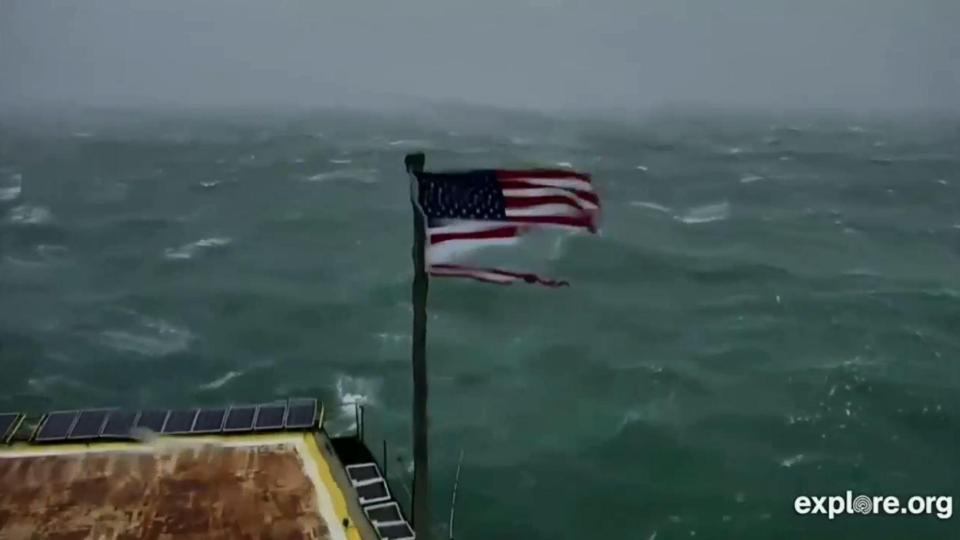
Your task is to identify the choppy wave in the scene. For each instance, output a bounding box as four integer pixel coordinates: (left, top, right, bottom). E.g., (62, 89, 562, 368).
(629, 201, 672, 213)
(0, 173, 22, 201)
(676, 201, 730, 224)
(303, 168, 379, 183)
(164, 237, 233, 260)
(374, 332, 410, 344)
(6, 205, 54, 225)
(387, 139, 431, 148)
(629, 200, 731, 225)
(99, 315, 193, 357)
(199, 370, 244, 390)
(332, 374, 380, 435)
(2, 111, 959, 540)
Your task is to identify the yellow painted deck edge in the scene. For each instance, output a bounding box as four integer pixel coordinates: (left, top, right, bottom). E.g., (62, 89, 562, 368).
(302, 433, 363, 540)
(0, 432, 303, 455)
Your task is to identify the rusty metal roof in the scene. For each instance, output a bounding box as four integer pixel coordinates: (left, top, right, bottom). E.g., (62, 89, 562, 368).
(0, 442, 332, 540)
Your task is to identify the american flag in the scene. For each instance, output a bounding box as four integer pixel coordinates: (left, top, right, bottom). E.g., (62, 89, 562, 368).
(412, 168, 600, 286)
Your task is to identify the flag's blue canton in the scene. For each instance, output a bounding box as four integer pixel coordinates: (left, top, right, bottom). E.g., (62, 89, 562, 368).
(416, 171, 507, 225)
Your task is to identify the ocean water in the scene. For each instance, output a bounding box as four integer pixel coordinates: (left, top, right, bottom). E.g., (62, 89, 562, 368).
(1, 107, 958, 539)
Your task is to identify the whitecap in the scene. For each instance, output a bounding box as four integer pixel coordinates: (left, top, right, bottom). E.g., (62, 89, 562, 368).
(329, 158, 353, 164)
(28, 375, 95, 393)
(387, 139, 430, 148)
(99, 316, 192, 357)
(332, 374, 380, 435)
(198, 178, 238, 190)
(635, 165, 649, 172)
(739, 174, 764, 184)
(555, 161, 574, 168)
(726, 147, 744, 155)
(0, 173, 22, 201)
(676, 202, 730, 224)
(374, 332, 410, 344)
(7, 205, 54, 225)
(304, 169, 379, 184)
(336, 375, 378, 409)
(619, 409, 645, 429)
(164, 237, 232, 260)
(629, 201, 672, 213)
(199, 370, 243, 390)
(779, 453, 805, 468)
(3, 256, 49, 269)
(935, 179, 948, 185)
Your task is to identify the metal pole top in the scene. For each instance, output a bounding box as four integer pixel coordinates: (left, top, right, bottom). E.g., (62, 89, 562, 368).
(405, 153, 426, 173)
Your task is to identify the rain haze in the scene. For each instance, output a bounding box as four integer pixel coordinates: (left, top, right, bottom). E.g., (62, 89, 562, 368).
(2, 3, 960, 540)
(2, 0, 959, 112)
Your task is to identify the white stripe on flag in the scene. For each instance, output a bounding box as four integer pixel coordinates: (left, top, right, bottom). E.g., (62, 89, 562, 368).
(426, 236, 521, 263)
(505, 204, 585, 217)
(502, 187, 599, 210)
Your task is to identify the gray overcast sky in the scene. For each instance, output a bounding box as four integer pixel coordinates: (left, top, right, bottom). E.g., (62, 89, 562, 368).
(2, 0, 958, 112)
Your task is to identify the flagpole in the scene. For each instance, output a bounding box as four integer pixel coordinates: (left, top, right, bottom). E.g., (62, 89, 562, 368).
(405, 152, 430, 540)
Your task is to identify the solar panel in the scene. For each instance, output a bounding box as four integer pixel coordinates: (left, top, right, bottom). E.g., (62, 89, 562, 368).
(376, 521, 415, 540)
(254, 404, 286, 431)
(162, 409, 198, 434)
(101, 410, 139, 438)
(356, 479, 391, 505)
(285, 399, 317, 429)
(135, 410, 169, 433)
(0, 413, 22, 443)
(35, 411, 78, 442)
(192, 408, 226, 434)
(223, 406, 256, 432)
(346, 463, 382, 484)
(69, 409, 110, 440)
(364, 502, 403, 525)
